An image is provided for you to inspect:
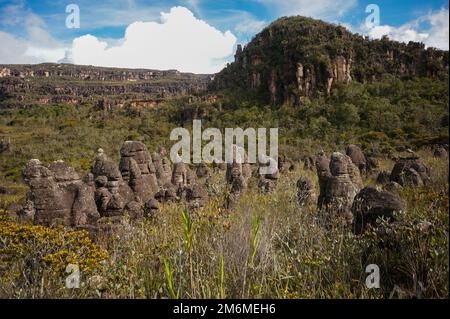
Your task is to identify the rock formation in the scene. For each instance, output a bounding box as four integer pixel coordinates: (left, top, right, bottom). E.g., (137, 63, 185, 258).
(376, 171, 391, 185)
(302, 156, 315, 171)
(390, 155, 430, 187)
(296, 176, 317, 206)
(258, 156, 279, 193)
(346, 144, 366, 173)
(119, 141, 158, 202)
(319, 152, 363, 224)
(0, 63, 210, 109)
(433, 146, 448, 158)
(315, 152, 331, 209)
(0, 138, 11, 154)
(211, 16, 448, 106)
(352, 186, 406, 234)
(22, 159, 99, 227)
(196, 162, 211, 178)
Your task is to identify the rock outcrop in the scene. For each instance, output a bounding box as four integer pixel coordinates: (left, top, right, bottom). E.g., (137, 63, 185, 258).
(320, 152, 362, 224)
(296, 176, 317, 206)
(0, 63, 210, 109)
(258, 156, 279, 193)
(92, 148, 135, 217)
(196, 162, 211, 178)
(119, 141, 158, 202)
(152, 147, 172, 186)
(22, 159, 99, 227)
(433, 146, 448, 158)
(315, 152, 331, 209)
(346, 144, 366, 173)
(352, 186, 406, 234)
(0, 139, 11, 154)
(390, 156, 430, 187)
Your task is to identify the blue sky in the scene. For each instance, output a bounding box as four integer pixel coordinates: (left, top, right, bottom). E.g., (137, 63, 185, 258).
(0, 0, 448, 72)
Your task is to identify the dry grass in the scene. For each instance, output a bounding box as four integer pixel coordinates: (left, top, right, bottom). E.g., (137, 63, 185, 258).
(1, 151, 447, 299)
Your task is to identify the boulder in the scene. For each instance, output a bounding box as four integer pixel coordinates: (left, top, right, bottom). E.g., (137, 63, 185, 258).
(390, 156, 430, 187)
(352, 186, 406, 234)
(384, 181, 403, 193)
(279, 155, 296, 172)
(433, 146, 448, 159)
(296, 176, 317, 206)
(196, 162, 210, 178)
(346, 144, 366, 172)
(315, 152, 331, 208)
(172, 162, 188, 187)
(92, 149, 134, 214)
(144, 198, 159, 217)
(185, 183, 208, 209)
(124, 201, 144, 220)
(258, 156, 279, 193)
(302, 156, 315, 171)
(376, 171, 391, 185)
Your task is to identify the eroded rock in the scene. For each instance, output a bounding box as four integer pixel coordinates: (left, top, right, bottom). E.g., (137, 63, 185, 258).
(352, 186, 406, 234)
(390, 156, 430, 187)
(119, 141, 159, 202)
(296, 176, 317, 206)
(23, 159, 99, 227)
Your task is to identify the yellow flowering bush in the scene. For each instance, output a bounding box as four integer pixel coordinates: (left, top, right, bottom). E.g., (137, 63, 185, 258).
(0, 218, 108, 278)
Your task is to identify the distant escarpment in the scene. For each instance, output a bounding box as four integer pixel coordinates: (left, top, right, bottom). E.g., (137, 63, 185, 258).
(0, 64, 211, 109)
(211, 16, 449, 106)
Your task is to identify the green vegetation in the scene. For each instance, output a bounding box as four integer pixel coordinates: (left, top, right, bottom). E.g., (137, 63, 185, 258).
(0, 15, 448, 299)
(0, 152, 447, 298)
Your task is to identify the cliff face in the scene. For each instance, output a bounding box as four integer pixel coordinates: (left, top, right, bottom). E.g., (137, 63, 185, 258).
(211, 16, 449, 106)
(0, 63, 211, 109)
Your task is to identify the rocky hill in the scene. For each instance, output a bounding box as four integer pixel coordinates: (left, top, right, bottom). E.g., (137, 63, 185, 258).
(211, 16, 449, 105)
(0, 63, 212, 109)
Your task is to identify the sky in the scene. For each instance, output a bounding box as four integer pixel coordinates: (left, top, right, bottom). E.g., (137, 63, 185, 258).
(0, 0, 448, 73)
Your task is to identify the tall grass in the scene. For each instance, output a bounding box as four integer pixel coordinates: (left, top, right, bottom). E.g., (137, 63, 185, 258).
(0, 141, 448, 299)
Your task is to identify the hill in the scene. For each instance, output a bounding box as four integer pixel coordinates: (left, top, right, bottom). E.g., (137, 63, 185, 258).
(211, 16, 449, 106)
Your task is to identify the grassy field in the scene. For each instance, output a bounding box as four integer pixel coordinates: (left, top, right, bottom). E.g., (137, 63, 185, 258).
(0, 144, 448, 298)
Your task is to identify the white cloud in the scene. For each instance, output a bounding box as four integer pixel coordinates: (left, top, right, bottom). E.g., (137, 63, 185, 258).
(363, 8, 449, 50)
(368, 25, 429, 44)
(0, 2, 67, 64)
(422, 8, 449, 50)
(0, 31, 34, 64)
(64, 6, 237, 73)
(256, 0, 358, 21)
(0, 30, 67, 64)
(234, 15, 267, 35)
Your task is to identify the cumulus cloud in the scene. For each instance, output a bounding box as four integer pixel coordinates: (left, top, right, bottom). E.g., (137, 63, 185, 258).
(422, 8, 449, 50)
(364, 8, 449, 50)
(368, 25, 429, 44)
(64, 7, 237, 73)
(256, 0, 358, 20)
